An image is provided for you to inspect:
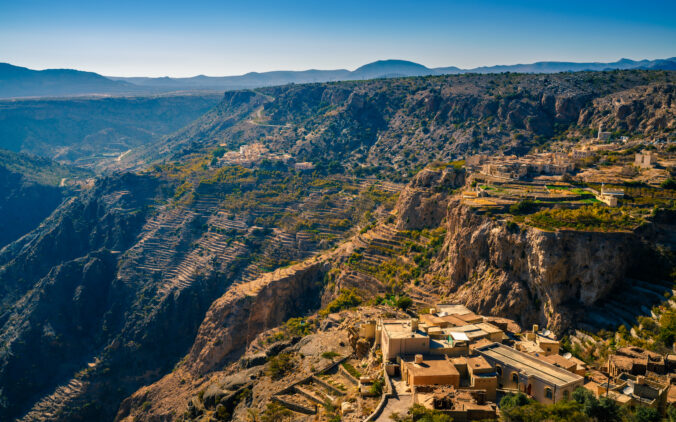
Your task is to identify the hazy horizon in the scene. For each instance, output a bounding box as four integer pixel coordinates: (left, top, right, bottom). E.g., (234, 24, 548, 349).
(2, 0, 675, 77)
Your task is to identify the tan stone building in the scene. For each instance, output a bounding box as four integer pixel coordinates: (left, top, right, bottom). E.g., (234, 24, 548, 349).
(401, 354, 460, 387)
(476, 342, 584, 404)
(381, 319, 430, 361)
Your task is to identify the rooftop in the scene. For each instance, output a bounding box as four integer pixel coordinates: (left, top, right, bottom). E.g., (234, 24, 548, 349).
(402, 355, 460, 378)
(382, 319, 427, 339)
(436, 304, 472, 315)
(477, 343, 583, 387)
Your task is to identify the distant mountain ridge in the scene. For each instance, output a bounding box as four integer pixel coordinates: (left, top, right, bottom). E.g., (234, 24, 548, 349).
(0, 63, 139, 98)
(2, 57, 675, 98)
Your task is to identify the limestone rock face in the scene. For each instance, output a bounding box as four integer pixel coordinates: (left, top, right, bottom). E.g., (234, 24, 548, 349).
(186, 260, 327, 376)
(434, 200, 637, 332)
(395, 167, 465, 230)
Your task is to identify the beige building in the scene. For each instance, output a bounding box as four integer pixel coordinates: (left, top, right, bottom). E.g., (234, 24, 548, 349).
(477, 342, 584, 404)
(635, 152, 656, 169)
(401, 354, 460, 387)
(381, 319, 430, 361)
(452, 356, 498, 401)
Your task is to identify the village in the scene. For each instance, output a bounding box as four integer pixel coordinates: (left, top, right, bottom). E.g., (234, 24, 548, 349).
(267, 302, 676, 421)
(461, 125, 676, 212)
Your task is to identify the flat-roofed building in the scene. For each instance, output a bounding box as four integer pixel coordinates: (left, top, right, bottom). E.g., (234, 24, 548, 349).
(381, 319, 430, 361)
(416, 387, 497, 422)
(452, 356, 498, 401)
(436, 304, 473, 316)
(444, 324, 491, 343)
(539, 354, 587, 377)
(475, 323, 504, 342)
(401, 354, 460, 387)
(476, 342, 584, 404)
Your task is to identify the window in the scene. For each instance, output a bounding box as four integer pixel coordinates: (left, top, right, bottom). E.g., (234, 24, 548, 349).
(563, 390, 569, 400)
(512, 373, 518, 383)
(545, 387, 553, 399)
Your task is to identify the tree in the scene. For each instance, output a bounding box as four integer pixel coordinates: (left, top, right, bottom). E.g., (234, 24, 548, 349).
(261, 402, 291, 422)
(632, 406, 660, 422)
(390, 404, 453, 422)
(661, 178, 676, 190)
(395, 295, 413, 311)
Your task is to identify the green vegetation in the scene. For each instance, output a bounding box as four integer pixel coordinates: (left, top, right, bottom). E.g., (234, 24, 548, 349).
(341, 362, 361, 379)
(320, 288, 362, 316)
(267, 353, 295, 380)
(661, 178, 676, 190)
(376, 294, 414, 311)
(500, 389, 662, 422)
(509, 200, 538, 215)
(265, 317, 317, 344)
(260, 401, 292, 422)
(0, 149, 92, 186)
(369, 377, 385, 396)
(321, 351, 340, 359)
(527, 205, 642, 231)
(617, 308, 676, 353)
(390, 404, 453, 422)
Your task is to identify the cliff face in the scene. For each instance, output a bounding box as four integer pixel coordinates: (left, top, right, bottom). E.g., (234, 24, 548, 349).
(395, 167, 465, 230)
(433, 201, 637, 331)
(115, 258, 329, 421)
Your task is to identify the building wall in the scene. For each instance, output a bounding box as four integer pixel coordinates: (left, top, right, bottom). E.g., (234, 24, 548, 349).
(382, 333, 429, 360)
(471, 376, 497, 401)
(490, 361, 582, 404)
(406, 369, 460, 387)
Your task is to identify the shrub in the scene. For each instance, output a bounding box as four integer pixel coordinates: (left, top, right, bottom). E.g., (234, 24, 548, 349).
(261, 402, 292, 422)
(394, 295, 413, 311)
(390, 404, 453, 422)
(661, 178, 676, 190)
(527, 205, 641, 231)
(369, 378, 385, 396)
(509, 200, 537, 215)
(341, 362, 361, 379)
(321, 351, 340, 359)
(320, 289, 362, 315)
(267, 353, 294, 380)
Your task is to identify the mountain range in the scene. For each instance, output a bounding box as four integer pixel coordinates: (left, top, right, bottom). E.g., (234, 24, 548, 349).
(2, 57, 675, 98)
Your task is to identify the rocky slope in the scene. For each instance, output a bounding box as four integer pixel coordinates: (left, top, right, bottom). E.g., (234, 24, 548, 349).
(1, 70, 674, 421)
(0, 93, 222, 170)
(134, 71, 676, 179)
(0, 161, 392, 421)
(117, 166, 674, 421)
(433, 200, 638, 331)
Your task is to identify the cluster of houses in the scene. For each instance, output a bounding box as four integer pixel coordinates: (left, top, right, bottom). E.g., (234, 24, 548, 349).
(215, 142, 315, 171)
(586, 347, 676, 409)
(467, 152, 575, 181)
(353, 304, 676, 420)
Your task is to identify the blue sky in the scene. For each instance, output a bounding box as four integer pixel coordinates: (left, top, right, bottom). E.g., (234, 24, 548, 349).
(1, 0, 675, 77)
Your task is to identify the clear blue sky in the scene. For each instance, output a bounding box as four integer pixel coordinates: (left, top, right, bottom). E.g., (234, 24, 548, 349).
(1, 0, 675, 77)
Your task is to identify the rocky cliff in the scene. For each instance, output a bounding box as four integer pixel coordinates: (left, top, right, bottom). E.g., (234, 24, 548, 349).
(115, 256, 332, 421)
(433, 200, 639, 331)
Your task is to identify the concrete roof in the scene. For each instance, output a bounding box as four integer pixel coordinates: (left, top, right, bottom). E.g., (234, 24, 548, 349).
(436, 304, 472, 315)
(382, 320, 428, 339)
(476, 322, 504, 335)
(402, 355, 460, 378)
(477, 343, 583, 387)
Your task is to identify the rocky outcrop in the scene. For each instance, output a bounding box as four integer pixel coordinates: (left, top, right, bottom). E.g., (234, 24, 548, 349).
(395, 167, 465, 230)
(115, 258, 329, 421)
(187, 259, 327, 376)
(578, 84, 675, 134)
(433, 200, 639, 332)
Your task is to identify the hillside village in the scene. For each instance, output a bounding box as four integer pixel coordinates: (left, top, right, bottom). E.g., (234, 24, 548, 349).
(257, 302, 676, 421)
